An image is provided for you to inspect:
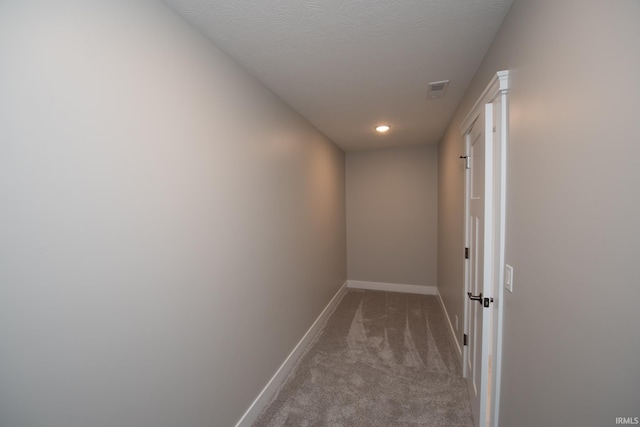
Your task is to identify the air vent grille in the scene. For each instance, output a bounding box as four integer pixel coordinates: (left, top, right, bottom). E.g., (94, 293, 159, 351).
(427, 80, 450, 98)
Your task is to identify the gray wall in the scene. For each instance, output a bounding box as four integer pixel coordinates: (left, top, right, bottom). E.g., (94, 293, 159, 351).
(0, 3, 346, 427)
(438, 0, 640, 425)
(347, 145, 438, 287)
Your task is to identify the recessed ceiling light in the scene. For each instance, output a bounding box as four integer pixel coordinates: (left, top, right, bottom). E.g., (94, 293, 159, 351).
(375, 125, 390, 133)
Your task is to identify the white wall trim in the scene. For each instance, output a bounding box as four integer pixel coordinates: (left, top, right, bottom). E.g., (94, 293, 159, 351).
(460, 70, 510, 134)
(436, 288, 463, 364)
(234, 281, 348, 427)
(347, 280, 437, 295)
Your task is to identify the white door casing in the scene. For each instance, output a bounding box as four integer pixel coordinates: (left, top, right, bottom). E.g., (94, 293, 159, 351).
(465, 104, 494, 425)
(461, 71, 509, 427)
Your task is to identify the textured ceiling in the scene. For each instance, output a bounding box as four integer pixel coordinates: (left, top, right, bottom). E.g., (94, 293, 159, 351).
(165, 0, 513, 151)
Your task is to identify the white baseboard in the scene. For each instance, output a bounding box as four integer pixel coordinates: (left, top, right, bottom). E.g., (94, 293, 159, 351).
(347, 280, 437, 295)
(234, 281, 348, 427)
(436, 288, 463, 364)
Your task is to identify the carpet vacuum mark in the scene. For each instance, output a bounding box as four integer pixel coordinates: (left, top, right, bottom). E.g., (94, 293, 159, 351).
(254, 290, 474, 427)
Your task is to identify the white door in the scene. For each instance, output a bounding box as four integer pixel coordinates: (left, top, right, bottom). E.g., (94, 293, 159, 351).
(465, 103, 494, 427)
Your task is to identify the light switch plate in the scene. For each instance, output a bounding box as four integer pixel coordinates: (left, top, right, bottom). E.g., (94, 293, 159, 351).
(505, 264, 513, 292)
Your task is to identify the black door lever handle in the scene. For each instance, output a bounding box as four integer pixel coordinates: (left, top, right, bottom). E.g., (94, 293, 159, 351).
(467, 292, 483, 302)
(468, 292, 494, 308)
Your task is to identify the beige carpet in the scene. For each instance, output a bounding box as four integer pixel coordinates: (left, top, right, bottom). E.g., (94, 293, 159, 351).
(254, 289, 474, 426)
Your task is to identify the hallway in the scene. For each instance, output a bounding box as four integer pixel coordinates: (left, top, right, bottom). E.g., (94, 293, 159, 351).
(1, 1, 639, 426)
(255, 290, 472, 426)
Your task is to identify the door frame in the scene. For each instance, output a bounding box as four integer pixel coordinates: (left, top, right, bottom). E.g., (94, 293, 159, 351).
(461, 70, 510, 427)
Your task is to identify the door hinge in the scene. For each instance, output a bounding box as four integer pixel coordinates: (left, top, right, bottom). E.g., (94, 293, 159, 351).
(459, 155, 471, 169)
(465, 247, 469, 259)
(463, 334, 468, 346)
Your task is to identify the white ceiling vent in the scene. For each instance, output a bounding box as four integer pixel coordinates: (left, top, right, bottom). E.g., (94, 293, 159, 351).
(427, 80, 450, 98)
